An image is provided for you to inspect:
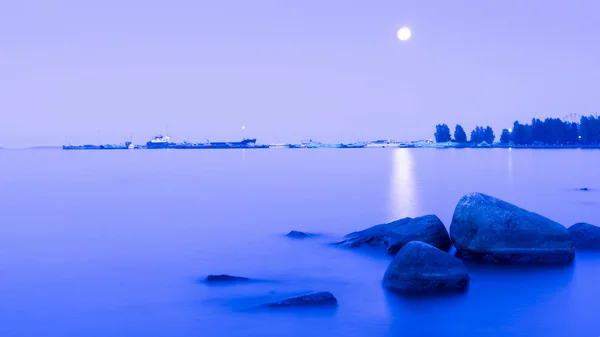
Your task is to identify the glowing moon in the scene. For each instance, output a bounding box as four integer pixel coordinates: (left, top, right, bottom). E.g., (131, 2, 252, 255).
(397, 27, 411, 41)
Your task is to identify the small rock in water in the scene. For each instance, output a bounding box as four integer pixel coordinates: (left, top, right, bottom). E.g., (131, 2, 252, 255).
(205, 274, 251, 283)
(286, 230, 315, 238)
(580, 187, 589, 191)
(450, 193, 574, 264)
(259, 292, 337, 308)
(568, 223, 600, 250)
(383, 241, 470, 294)
(334, 214, 451, 254)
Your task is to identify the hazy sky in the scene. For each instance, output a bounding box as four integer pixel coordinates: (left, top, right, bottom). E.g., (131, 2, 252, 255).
(1, 0, 599, 146)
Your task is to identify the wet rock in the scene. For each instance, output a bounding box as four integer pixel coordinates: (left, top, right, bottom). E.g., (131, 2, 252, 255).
(382, 241, 470, 294)
(450, 193, 574, 264)
(334, 215, 451, 255)
(286, 230, 316, 238)
(579, 187, 589, 191)
(205, 274, 251, 283)
(259, 292, 337, 308)
(568, 223, 600, 250)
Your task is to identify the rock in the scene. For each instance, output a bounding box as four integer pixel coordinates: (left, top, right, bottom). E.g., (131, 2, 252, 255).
(205, 274, 251, 283)
(382, 241, 470, 293)
(259, 292, 337, 308)
(286, 230, 316, 238)
(335, 215, 451, 255)
(450, 193, 574, 264)
(580, 187, 589, 191)
(568, 223, 600, 250)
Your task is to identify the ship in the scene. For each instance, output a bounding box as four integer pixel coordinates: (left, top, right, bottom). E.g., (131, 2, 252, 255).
(269, 143, 290, 149)
(170, 138, 268, 149)
(365, 140, 405, 148)
(289, 140, 321, 148)
(146, 135, 175, 149)
(63, 142, 134, 150)
(340, 142, 367, 148)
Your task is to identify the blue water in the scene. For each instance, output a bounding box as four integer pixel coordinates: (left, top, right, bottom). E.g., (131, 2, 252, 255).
(0, 148, 598, 337)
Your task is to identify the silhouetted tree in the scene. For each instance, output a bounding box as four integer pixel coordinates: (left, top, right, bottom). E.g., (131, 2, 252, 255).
(564, 122, 579, 144)
(434, 124, 452, 143)
(511, 121, 533, 145)
(580, 115, 600, 145)
(500, 129, 511, 144)
(454, 124, 467, 143)
(470, 126, 485, 143)
(484, 126, 495, 144)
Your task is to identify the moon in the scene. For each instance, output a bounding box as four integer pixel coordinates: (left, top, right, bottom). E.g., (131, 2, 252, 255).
(397, 27, 411, 41)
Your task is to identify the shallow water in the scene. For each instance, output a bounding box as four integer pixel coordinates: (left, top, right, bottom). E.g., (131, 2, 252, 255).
(0, 148, 598, 337)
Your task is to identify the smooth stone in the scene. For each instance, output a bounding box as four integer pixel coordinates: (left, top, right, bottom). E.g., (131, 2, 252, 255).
(259, 292, 337, 308)
(382, 241, 470, 294)
(286, 230, 316, 238)
(568, 223, 600, 250)
(334, 214, 451, 255)
(450, 192, 574, 264)
(205, 274, 251, 283)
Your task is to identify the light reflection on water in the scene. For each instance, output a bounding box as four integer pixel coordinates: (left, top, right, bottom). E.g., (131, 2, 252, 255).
(389, 148, 418, 219)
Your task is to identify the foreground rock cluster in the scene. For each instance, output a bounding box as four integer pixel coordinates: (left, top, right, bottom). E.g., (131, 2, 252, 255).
(206, 192, 598, 305)
(337, 192, 597, 295)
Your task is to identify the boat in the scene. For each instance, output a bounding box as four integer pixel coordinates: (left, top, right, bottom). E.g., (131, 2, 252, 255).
(366, 140, 404, 148)
(340, 142, 366, 148)
(171, 138, 267, 149)
(289, 140, 321, 148)
(63, 141, 134, 150)
(269, 143, 290, 149)
(146, 135, 175, 149)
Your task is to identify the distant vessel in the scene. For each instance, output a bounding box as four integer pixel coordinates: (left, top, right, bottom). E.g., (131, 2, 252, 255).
(146, 135, 174, 149)
(366, 140, 404, 148)
(269, 143, 290, 149)
(63, 142, 134, 150)
(290, 140, 321, 148)
(340, 142, 366, 148)
(171, 138, 267, 149)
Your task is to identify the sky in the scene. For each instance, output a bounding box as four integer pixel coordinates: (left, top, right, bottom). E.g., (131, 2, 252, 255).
(1, 0, 599, 147)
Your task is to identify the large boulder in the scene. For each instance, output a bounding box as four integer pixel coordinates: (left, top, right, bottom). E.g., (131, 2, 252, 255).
(450, 193, 574, 264)
(382, 241, 470, 293)
(204, 274, 251, 283)
(568, 223, 600, 250)
(334, 215, 451, 254)
(258, 292, 337, 308)
(285, 230, 317, 239)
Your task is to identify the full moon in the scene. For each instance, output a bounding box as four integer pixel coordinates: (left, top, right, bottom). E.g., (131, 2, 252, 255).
(397, 27, 411, 41)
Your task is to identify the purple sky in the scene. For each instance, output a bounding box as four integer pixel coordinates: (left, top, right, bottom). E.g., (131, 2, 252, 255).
(1, 0, 599, 147)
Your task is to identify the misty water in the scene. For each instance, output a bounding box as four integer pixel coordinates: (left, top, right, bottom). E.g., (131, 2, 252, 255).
(1, 148, 599, 337)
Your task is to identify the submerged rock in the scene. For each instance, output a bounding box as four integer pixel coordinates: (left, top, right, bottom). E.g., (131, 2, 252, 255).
(205, 274, 251, 283)
(335, 215, 450, 254)
(286, 230, 316, 239)
(450, 193, 574, 264)
(568, 223, 600, 250)
(259, 292, 337, 308)
(382, 241, 470, 294)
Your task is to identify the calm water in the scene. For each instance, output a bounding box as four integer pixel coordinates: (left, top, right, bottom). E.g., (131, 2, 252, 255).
(1, 148, 599, 337)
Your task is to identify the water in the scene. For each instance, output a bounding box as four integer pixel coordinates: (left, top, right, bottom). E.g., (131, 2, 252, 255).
(0, 148, 598, 337)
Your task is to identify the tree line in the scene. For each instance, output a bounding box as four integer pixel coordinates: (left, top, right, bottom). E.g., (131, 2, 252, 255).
(434, 124, 494, 144)
(434, 115, 600, 145)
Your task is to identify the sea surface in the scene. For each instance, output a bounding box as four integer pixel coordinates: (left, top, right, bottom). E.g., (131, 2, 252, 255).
(0, 148, 598, 337)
